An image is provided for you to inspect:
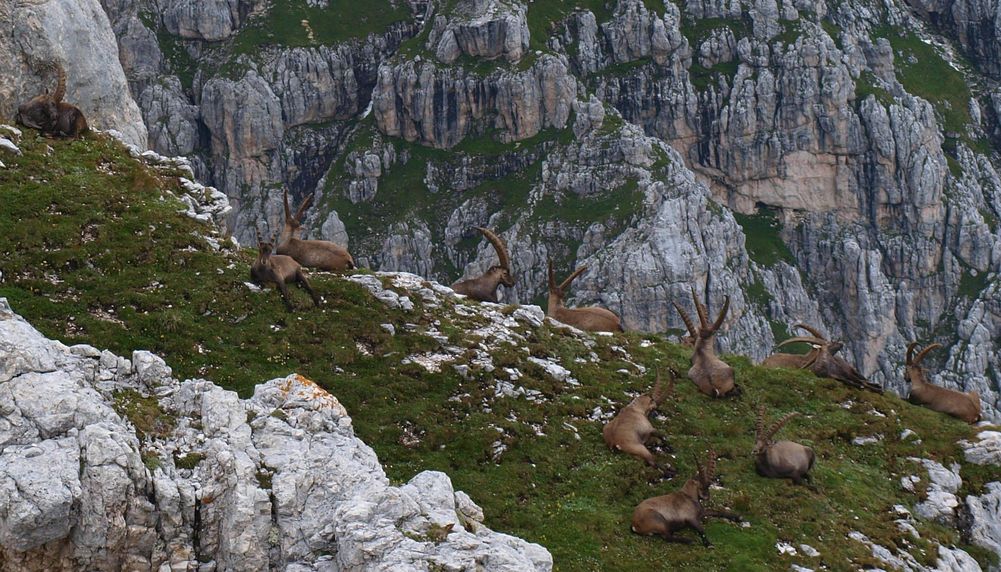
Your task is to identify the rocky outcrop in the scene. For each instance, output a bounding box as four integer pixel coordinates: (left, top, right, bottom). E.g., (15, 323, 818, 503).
(0, 0, 147, 148)
(0, 297, 552, 571)
(373, 54, 577, 148)
(162, 0, 260, 42)
(429, 0, 531, 64)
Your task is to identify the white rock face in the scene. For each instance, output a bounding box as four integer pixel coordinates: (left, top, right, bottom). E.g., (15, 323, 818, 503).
(0, 297, 552, 571)
(0, 0, 147, 148)
(965, 482, 1001, 565)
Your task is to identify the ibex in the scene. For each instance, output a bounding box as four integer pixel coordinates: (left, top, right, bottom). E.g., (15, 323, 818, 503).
(905, 342, 981, 423)
(673, 288, 738, 397)
(760, 324, 821, 369)
(16, 62, 88, 138)
(767, 324, 883, 393)
(753, 406, 815, 485)
(251, 227, 321, 311)
(631, 448, 742, 546)
(603, 370, 675, 475)
(546, 259, 622, 332)
(276, 189, 355, 271)
(451, 227, 515, 302)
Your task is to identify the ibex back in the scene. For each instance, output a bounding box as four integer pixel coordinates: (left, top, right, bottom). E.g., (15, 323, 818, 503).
(277, 189, 354, 272)
(546, 258, 622, 333)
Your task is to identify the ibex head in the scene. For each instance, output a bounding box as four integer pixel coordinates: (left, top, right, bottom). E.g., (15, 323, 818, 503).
(547, 258, 588, 303)
(255, 226, 280, 256)
(905, 342, 941, 385)
(630, 369, 675, 415)
(673, 287, 729, 341)
(283, 188, 312, 235)
(752, 406, 800, 456)
(687, 448, 717, 501)
(477, 227, 514, 287)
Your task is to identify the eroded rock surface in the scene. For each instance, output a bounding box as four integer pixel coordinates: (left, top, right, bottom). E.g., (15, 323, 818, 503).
(0, 297, 552, 571)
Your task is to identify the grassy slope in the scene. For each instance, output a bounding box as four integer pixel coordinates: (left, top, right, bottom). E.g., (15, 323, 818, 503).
(1, 137, 997, 570)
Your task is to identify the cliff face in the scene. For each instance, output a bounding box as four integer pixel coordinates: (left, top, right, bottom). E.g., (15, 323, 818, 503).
(5, 0, 1000, 418)
(0, 0, 147, 148)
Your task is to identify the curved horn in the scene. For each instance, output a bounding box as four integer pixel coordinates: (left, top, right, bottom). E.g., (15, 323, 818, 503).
(651, 369, 663, 404)
(905, 342, 920, 366)
(709, 295, 730, 333)
(673, 301, 696, 337)
(913, 343, 941, 365)
(560, 266, 588, 291)
(764, 412, 800, 442)
(776, 336, 828, 349)
(755, 405, 766, 441)
(547, 258, 557, 292)
(661, 369, 676, 404)
(294, 193, 313, 222)
(691, 286, 709, 329)
(255, 226, 263, 245)
(795, 323, 827, 340)
(704, 448, 716, 484)
(53, 61, 66, 103)
(476, 227, 511, 270)
(692, 453, 703, 481)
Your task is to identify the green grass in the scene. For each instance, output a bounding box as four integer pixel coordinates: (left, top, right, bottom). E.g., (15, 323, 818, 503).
(140, 12, 199, 91)
(1, 133, 997, 571)
(527, 0, 615, 51)
(872, 28, 972, 135)
(230, 0, 410, 54)
(732, 208, 795, 267)
(854, 70, 894, 107)
(689, 60, 740, 91)
(681, 17, 750, 49)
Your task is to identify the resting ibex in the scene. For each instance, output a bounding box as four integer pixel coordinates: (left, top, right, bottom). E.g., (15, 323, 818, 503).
(905, 342, 981, 423)
(761, 324, 821, 369)
(546, 259, 622, 332)
(251, 227, 321, 311)
(768, 324, 883, 393)
(753, 407, 815, 485)
(276, 189, 355, 271)
(631, 448, 742, 546)
(451, 227, 515, 302)
(603, 370, 675, 475)
(16, 63, 88, 138)
(673, 288, 738, 397)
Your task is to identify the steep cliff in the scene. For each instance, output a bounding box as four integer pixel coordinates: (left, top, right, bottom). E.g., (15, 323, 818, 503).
(5, 0, 999, 417)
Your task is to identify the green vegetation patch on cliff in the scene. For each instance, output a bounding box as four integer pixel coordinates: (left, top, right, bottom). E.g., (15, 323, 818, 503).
(874, 28, 972, 134)
(0, 133, 996, 571)
(231, 0, 410, 54)
(733, 208, 795, 266)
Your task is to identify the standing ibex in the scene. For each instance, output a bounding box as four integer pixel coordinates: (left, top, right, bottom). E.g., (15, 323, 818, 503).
(766, 324, 882, 393)
(546, 259, 622, 332)
(451, 227, 515, 302)
(905, 342, 981, 423)
(277, 189, 355, 271)
(673, 288, 738, 397)
(631, 448, 742, 546)
(603, 370, 675, 476)
(16, 63, 88, 138)
(251, 227, 321, 311)
(753, 407, 815, 485)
